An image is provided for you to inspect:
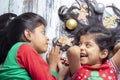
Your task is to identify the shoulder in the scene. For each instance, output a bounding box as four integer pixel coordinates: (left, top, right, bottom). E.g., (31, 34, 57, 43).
(19, 43, 36, 52)
(16, 43, 42, 67)
(17, 43, 39, 57)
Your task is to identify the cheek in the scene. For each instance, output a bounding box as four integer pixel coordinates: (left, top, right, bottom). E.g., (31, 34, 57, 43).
(40, 45, 48, 53)
(36, 44, 48, 53)
(86, 49, 97, 56)
(40, 38, 48, 51)
(36, 34, 45, 42)
(87, 47, 99, 53)
(86, 48, 92, 53)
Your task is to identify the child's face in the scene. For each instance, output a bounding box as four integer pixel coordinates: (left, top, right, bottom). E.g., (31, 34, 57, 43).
(29, 24, 49, 53)
(79, 34, 104, 67)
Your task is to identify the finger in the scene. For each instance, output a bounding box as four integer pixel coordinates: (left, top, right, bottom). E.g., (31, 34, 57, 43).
(46, 53, 49, 59)
(46, 53, 50, 63)
(61, 57, 67, 61)
(65, 62, 69, 66)
(59, 50, 62, 56)
(64, 59, 69, 65)
(51, 46, 55, 54)
(55, 46, 60, 54)
(60, 57, 64, 60)
(61, 59, 65, 64)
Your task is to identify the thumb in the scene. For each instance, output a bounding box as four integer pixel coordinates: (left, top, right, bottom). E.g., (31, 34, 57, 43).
(46, 53, 49, 63)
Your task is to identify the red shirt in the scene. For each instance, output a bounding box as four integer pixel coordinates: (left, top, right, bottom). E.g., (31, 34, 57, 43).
(17, 44, 56, 80)
(72, 60, 118, 80)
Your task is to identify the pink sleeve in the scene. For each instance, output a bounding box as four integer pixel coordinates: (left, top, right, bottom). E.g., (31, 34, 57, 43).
(109, 59, 120, 74)
(16, 44, 56, 80)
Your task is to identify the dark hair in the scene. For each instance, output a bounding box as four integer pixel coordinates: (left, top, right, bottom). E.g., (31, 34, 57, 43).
(77, 24, 112, 50)
(0, 12, 46, 64)
(107, 5, 120, 47)
(58, 5, 83, 35)
(111, 28, 120, 45)
(58, 0, 104, 36)
(0, 13, 17, 31)
(105, 5, 120, 29)
(75, 24, 112, 62)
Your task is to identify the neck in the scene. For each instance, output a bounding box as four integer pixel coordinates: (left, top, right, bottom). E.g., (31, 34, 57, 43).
(91, 63, 102, 68)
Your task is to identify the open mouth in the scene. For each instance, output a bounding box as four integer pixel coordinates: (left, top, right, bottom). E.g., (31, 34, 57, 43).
(80, 53, 88, 57)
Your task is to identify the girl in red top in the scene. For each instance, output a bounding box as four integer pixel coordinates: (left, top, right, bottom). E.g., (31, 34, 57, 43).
(0, 12, 68, 80)
(67, 24, 120, 80)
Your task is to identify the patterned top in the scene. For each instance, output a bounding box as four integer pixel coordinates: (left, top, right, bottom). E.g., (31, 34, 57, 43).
(72, 59, 118, 80)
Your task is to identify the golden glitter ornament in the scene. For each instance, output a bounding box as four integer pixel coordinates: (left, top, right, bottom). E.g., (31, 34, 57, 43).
(66, 18, 78, 30)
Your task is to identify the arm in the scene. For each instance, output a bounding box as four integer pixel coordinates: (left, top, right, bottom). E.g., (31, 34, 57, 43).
(47, 46, 61, 72)
(112, 42, 120, 70)
(67, 46, 81, 75)
(47, 46, 61, 79)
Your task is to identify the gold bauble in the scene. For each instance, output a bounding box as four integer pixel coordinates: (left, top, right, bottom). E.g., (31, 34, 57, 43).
(66, 18, 78, 30)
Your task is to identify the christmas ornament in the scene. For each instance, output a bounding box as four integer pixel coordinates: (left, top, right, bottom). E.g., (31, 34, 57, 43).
(66, 18, 78, 30)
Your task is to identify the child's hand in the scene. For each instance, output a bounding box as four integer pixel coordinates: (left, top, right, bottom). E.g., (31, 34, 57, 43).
(67, 46, 80, 58)
(47, 46, 61, 71)
(58, 57, 69, 80)
(67, 46, 80, 75)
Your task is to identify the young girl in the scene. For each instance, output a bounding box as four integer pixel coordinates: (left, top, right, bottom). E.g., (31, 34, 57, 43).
(67, 24, 120, 80)
(0, 12, 68, 80)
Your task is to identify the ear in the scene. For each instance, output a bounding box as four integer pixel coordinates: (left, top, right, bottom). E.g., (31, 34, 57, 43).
(100, 49, 108, 59)
(24, 29, 32, 41)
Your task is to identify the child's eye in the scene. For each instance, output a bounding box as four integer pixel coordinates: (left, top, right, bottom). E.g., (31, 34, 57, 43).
(42, 31, 45, 34)
(79, 42, 82, 46)
(86, 43, 92, 48)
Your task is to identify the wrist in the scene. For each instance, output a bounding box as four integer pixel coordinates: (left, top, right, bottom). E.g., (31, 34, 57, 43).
(49, 64, 57, 72)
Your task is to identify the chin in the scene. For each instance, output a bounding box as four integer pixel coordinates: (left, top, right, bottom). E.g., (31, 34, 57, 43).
(42, 48, 48, 53)
(37, 45, 48, 53)
(81, 61, 88, 65)
(40, 50, 47, 53)
(37, 48, 47, 53)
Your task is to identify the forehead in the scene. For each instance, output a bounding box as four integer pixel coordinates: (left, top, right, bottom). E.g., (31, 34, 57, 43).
(80, 34, 96, 42)
(35, 24, 45, 30)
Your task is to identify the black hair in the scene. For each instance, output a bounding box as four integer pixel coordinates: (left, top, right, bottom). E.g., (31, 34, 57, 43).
(75, 24, 112, 62)
(57, 0, 104, 52)
(105, 5, 120, 29)
(0, 13, 17, 31)
(58, 5, 83, 35)
(107, 5, 120, 46)
(111, 27, 120, 48)
(58, 0, 104, 36)
(76, 24, 112, 50)
(0, 12, 46, 64)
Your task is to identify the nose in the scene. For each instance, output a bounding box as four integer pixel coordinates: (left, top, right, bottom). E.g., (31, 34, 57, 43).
(46, 36, 49, 41)
(79, 44, 85, 51)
